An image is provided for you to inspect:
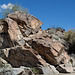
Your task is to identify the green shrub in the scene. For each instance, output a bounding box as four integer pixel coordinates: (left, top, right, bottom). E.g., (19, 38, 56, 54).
(31, 67, 39, 74)
(64, 30, 75, 54)
(51, 25, 63, 30)
(2, 3, 29, 18)
(64, 30, 75, 44)
(0, 18, 5, 21)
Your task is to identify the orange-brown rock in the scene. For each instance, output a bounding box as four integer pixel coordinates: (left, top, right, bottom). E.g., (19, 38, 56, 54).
(0, 46, 47, 67)
(5, 18, 23, 41)
(0, 11, 74, 74)
(25, 32, 71, 66)
(7, 11, 43, 37)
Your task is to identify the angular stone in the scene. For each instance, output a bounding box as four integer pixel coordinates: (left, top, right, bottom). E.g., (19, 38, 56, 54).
(5, 18, 23, 41)
(7, 11, 43, 37)
(0, 25, 4, 33)
(40, 64, 59, 74)
(0, 67, 34, 75)
(0, 33, 13, 49)
(7, 11, 43, 29)
(0, 46, 48, 67)
(25, 32, 70, 66)
(56, 64, 73, 73)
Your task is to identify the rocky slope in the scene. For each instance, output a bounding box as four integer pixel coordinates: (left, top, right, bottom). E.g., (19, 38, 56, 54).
(0, 11, 75, 75)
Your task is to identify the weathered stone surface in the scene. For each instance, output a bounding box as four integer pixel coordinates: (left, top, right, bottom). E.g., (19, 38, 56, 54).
(0, 66, 34, 75)
(0, 25, 4, 33)
(0, 20, 13, 49)
(7, 11, 43, 37)
(46, 28, 68, 47)
(25, 32, 71, 66)
(56, 64, 73, 73)
(0, 45, 60, 74)
(0, 46, 48, 67)
(7, 11, 43, 28)
(70, 54, 75, 67)
(0, 33, 13, 49)
(5, 18, 23, 41)
(0, 57, 12, 68)
(0, 11, 74, 74)
(40, 64, 59, 74)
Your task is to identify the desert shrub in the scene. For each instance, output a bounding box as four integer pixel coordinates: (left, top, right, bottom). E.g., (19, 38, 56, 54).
(0, 18, 5, 21)
(64, 30, 75, 44)
(31, 67, 39, 74)
(51, 25, 63, 30)
(2, 3, 29, 18)
(64, 30, 75, 54)
(47, 29, 56, 34)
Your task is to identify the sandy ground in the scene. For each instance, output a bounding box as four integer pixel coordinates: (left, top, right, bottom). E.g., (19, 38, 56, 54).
(57, 73, 75, 75)
(47, 73, 75, 75)
(39, 73, 75, 75)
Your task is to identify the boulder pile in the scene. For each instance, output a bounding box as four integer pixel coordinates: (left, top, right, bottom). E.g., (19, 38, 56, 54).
(0, 11, 75, 75)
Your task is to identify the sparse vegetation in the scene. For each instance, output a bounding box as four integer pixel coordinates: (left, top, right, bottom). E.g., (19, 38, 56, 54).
(0, 18, 5, 21)
(31, 67, 39, 74)
(64, 29, 75, 54)
(51, 25, 63, 30)
(47, 29, 56, 34)
(64, 30, 75, 44)
(2, 3, 29, 18)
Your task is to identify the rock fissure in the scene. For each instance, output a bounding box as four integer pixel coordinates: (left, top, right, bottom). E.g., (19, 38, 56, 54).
(0, 11, 75, 75)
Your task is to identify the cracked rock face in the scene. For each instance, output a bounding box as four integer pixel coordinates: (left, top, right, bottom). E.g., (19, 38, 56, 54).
(25, 32, 70, 66)
(0, 11, 74, 74)
(0, 46, 47, 67)
(7, 11, 43, 37)
(0, 11, 43, 48)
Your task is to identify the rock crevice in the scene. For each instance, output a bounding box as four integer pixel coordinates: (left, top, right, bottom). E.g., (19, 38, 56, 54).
(0, 11, 74, 75)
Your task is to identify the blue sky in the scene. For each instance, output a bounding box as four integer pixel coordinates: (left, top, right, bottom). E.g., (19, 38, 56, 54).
(0, 0, 75, 31)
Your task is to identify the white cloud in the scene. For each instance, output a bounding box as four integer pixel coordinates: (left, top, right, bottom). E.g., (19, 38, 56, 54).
(1, 3, 14, 9)
(1, 4, 7, 9)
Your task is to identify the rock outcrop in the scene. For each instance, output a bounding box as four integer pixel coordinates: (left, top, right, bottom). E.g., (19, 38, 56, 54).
(0, 66, 34, 75)
(0, 46, 47, 67)
(0, 11, 74, 75)
(7, 11, 43, 37)
(25, 31, 70, 66)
